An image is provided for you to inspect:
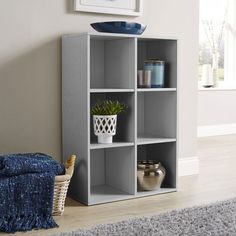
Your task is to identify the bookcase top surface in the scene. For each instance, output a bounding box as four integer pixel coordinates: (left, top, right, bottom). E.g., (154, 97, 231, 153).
(62, 32, 178, 41)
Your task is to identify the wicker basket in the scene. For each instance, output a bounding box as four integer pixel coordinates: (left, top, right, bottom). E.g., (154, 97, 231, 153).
(52, 155, 76, 216)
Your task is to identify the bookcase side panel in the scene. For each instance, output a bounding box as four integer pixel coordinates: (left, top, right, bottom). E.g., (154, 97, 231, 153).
(62, 35, 90, 204)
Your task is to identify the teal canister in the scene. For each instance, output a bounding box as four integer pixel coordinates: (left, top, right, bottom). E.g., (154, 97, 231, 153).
(144, 59, 165, 88)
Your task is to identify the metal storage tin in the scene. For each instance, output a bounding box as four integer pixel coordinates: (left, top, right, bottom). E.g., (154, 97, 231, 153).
(144, 59, 165, 88)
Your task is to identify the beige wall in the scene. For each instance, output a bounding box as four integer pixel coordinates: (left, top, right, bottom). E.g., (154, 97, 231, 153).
(0, 0, 199, 161)
(198, 90, 236, 126)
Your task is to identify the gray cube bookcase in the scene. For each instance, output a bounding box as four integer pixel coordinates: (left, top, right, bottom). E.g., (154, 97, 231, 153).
(62, 32, 178, 205)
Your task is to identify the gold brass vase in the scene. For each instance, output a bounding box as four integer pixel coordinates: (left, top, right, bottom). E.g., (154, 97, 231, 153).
(137, 160, 166, 191)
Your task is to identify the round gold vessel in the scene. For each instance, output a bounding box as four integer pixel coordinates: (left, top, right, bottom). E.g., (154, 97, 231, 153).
(137, 160, 166, 191)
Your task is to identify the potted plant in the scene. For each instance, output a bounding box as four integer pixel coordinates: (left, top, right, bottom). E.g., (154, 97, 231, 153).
(91, 100, 127, 144)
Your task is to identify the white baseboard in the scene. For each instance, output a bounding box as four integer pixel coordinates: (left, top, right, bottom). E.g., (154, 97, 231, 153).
(178, 156, 199, 176)
(198, 123, 236, 137)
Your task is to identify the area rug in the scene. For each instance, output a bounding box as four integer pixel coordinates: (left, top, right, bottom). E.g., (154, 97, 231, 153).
(53, 198, 236, 236)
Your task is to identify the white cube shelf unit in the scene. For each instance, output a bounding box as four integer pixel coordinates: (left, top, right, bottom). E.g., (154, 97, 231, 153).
(62, 32, 178, 205)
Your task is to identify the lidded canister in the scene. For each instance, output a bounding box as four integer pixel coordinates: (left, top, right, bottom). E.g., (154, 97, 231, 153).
(144, 59, 165, 88)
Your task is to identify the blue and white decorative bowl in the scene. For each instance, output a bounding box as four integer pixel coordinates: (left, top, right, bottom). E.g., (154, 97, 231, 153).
(91, 21, 147, 35)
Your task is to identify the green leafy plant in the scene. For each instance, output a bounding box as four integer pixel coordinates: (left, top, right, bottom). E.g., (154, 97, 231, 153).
(91, 100, 127, 115)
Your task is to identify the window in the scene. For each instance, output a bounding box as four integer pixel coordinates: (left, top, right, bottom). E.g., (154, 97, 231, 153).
(199, 0, 236, 88)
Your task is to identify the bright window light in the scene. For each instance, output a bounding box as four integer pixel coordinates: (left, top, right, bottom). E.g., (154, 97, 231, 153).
(199, 0, 236, 89)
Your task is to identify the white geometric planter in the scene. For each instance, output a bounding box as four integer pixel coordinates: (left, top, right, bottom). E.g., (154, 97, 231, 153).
(93, 115, 117, 144)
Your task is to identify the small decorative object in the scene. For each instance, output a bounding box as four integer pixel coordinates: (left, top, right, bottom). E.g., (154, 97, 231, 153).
(201, 64, 214, 88)
(137, 70, 151, 88)
(91, 100, 127, 144)
(91, 21, 146, 35)
(144, 59, 165, 88)
(137, 70, 144, 88)
(137, 160, 166, 191)
(75, 0, 143, 16)
(143, 70, 152, 88)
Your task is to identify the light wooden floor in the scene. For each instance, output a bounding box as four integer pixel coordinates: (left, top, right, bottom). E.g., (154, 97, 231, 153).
(6, 135, 236, 236)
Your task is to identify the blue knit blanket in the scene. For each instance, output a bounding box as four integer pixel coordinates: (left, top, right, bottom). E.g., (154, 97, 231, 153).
(0, 153, 65, 233)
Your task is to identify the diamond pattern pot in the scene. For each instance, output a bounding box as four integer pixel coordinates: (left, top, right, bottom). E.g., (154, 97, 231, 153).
(93, 115, 117, 144)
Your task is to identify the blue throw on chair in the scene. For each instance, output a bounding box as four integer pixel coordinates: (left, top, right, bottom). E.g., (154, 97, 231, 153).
(0, 153, 65, 233)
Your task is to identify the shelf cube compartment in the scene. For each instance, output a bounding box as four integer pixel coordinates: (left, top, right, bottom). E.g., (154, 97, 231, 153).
(137, 38, 177, 88)
(137, 142, 177, 190)
(90, 147, 135, 204)
(137, 92, 177, 142)
(90, 92, 135, 144)
(90, 37, 135, 89)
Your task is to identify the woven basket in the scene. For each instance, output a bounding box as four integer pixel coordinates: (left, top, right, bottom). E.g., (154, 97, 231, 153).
(52, 155, 76, 216)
